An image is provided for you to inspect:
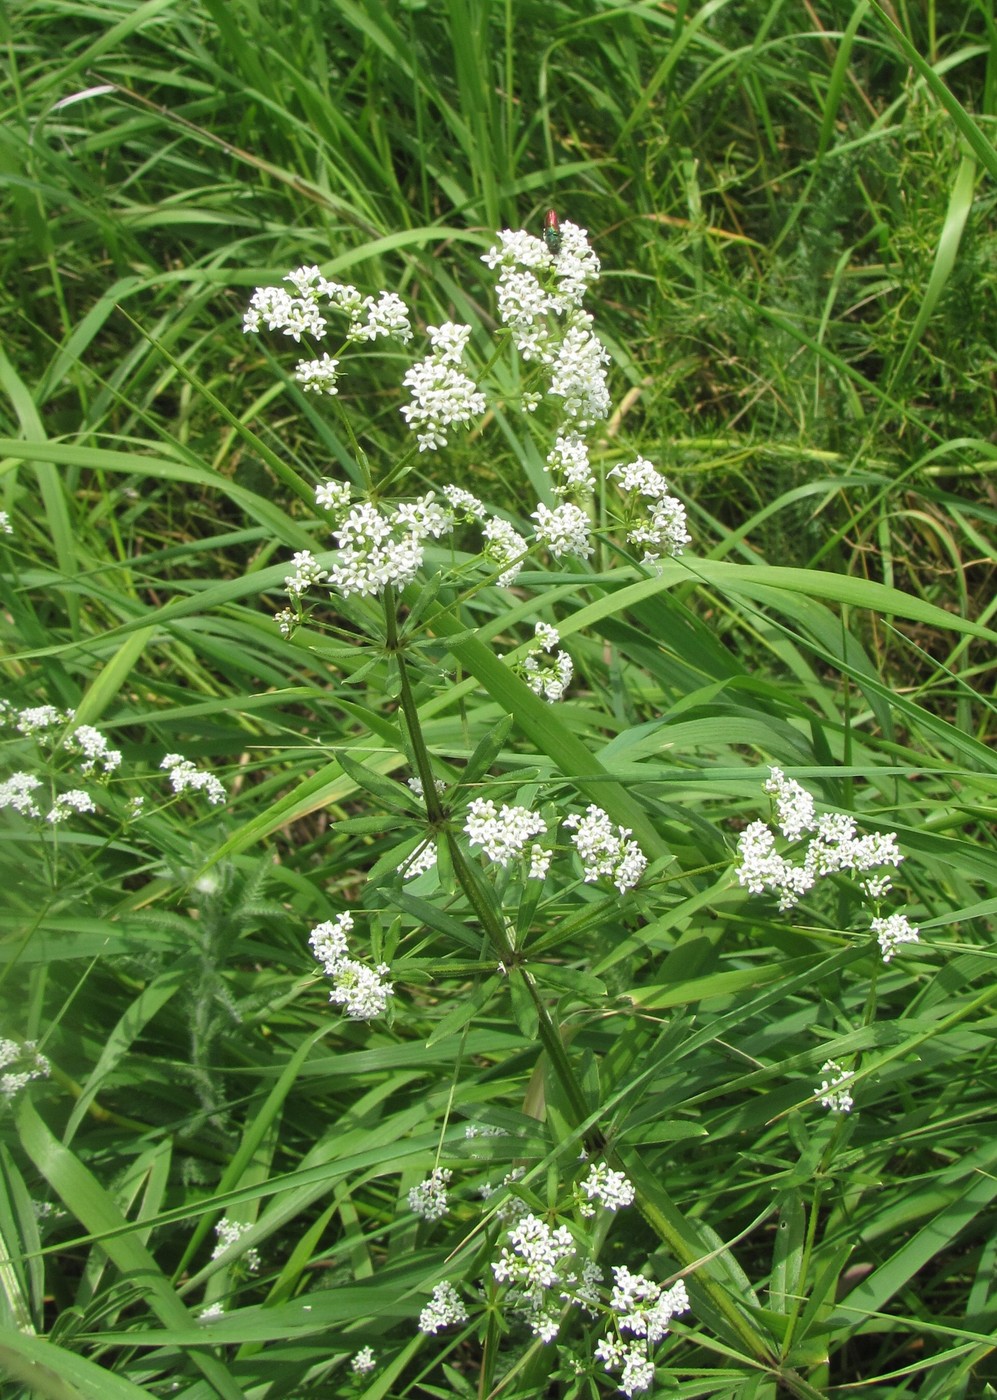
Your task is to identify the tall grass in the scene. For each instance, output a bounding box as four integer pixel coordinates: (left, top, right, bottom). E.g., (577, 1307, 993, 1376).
(1, 2, 995, 1398)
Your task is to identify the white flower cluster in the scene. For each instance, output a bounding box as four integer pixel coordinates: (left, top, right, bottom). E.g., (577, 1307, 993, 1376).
(244, 266, 413, 395)
(576, 1162, 636, 1216)
(532, 501, 593, 561)
(283, 548, 328, 599)
(325, 496, 452, 597)
(491, 1213, 602, 1343)
(418, 1280, 468, 1334)
(211, 1216, 260, 1273)
(0, 703, 227, 825)
(564, 805, 647, 893)
(400, 322, 486, 452)
(315, 479, 351, 513)
(47, 789, 96, 824)
(63, 724, 122, 776)
(308, 912, 393, 1020)
(0, 1038, 50, 1102)
(870, 912, 920, 963)
(735, 768, 918, 962)
(482, 221, 611, 565)
(477, 1164, 529, 1223)
(547, 430, 594, 497)
(402, 839, 438, 881)
(161, 754, 226, 806)
(464, 798, 547, 867)
(482, 223, 602, 356)
(0, 511, 12, 535)
(815, 1059, 854, 1114)
(596, 1269, 690, 1397)
(0, 772, 43, 819)
(407, 775, 447, 798)
(519, 621, 573, 703)
(408, 1167, 453, 1221)
(350, 1346, 376, 1375)
(2, 702, 69, 736)
(482, 515, 528, 586)
(609, 456, 690, 563)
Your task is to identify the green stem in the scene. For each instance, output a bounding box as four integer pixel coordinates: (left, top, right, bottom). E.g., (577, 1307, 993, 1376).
(389, 598, 782, 1378)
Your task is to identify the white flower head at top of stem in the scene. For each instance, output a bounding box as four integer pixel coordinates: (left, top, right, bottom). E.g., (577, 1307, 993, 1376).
(400, 322, 486, 452)
(481, 221, 601, 326)
(576, 1162, 636, 1216)
(609, 456, 690, 563)
(0, 511, 12, 535)
(547, 430, 595, 497)
(464, 798, 547, 866)
(564, 805, 647, 894)
(418, 1280, 468, 1334)
(532, 501, 593, 561)
(350, 1346, 376, 1375)
(63, 724, 121, 777)
(481, 516, 528, 586)
(490, 1212, 603, 1343)
(608, 1264, 690, 1344)
(408, 1167, 453, 1221)
(320, 495, 453, 599)
(518, 621, 574, 703)
(160, 754, 226, 806)
(735, 769, 907, 930)
(815, 1060, 854, 1113)
(871, 911, 920, 963)
(315, 478, 351, 513)
(211, 1216, 260, 1273)
(244, 266, 412, 367)
(0, 1039, 50, 1102)
(308, 913, 393, 1020)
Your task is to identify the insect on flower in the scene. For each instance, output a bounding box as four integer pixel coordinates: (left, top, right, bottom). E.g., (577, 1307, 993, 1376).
(543, 209, 562, 256)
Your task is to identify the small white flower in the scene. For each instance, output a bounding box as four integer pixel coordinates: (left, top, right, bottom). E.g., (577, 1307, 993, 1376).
(400, 325, 486, 451)
(764, 767, 816, 841)
(464, 798, 547, 866)
(315, 479, 351, 512)
(578, 1162, 635, 1212)
(0, 1040, 50, 1101)
(46, 789, 96, 824)
(309, 914, 353, 974)
(871, 911, 920, 963)
(564, 805, 647, 893)
(0, 511, 12, 535)
(65, 724, 121, 775)
(328, 959, 394, 1020)
(442, 484, 486, 520)
(532, 502, 593, 560)
(294, 353, 340, 394)
(418, 1281, 468, 1334)
(160, 755, 226, 806)
(403, 840, 438, 880)
(610, 456, 690, 561)
(0, 772, 43, 819)
(482, 516, 527, 586)
(351, 1346, 376, 1375)
(815, 1060, 854, 1113)
(211, 1217, 260, 1272)
(528, 844, 552, 881)
(284, 549, 328, 598)
(408, 1167, 453, 1221)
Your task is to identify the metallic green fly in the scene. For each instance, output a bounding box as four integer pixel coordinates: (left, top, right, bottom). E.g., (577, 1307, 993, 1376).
(543, 209, 562, 256)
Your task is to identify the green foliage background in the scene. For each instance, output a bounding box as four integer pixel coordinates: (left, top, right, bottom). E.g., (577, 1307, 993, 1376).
(1, 1, 995, 1397)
